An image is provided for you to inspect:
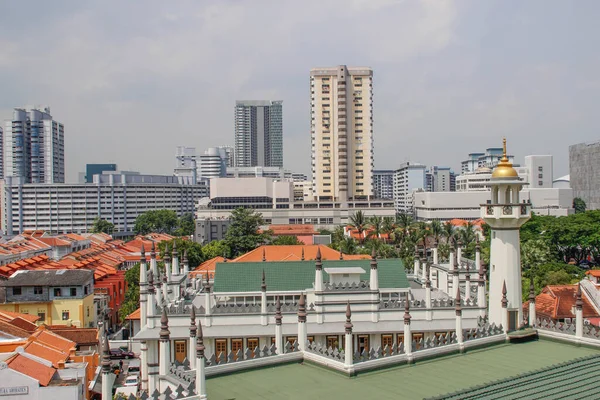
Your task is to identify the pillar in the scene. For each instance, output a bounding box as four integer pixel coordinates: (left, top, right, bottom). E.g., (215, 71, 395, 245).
(162, 275, 169, 305)
(189, 306, 197, 369)
(425, 262, 432, 321)
(465, 265, 471, 301)
(140, 246, 148, 328)
(576, 283, 583, 338)
(164, 245, 172, 282)
(421, 255, 427, 283)
(452, 251, 460, 298)
(369, 250, 379, 322)
(457, 240, 463, 261)
(315, 249, 324, 324)
(297, 293, 307, 351)
(433, 240, 439, 264)
(403, 301, 412, 359)
(195, 320, 207, 399)
(528, 276, 536, 327)
(478, 262, 487, 318)
(204, 275, 212, 327)
(275, 297, 283, 354)
(159, 309, 171, 377)
(183, 249, 190, 277)
(101, 331, 113, 400)
(501, 281, 509, 334)
(344, 302, 353, 367)
(455, 289, 464, 350)
(147, 340, 159, 391)
(413, 248, 420, 277)
(261, 270, 268, 326)
(475, 238, 481, 274)
(155, 279, 163, 307)
(172, 241, 180, 276)
(150, 242, 158, 278)
(140, 341, 148, 391)
(147, 272, 156, 329)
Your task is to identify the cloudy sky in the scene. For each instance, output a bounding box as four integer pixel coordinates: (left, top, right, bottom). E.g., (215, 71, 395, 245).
(1, 0, 598, 182)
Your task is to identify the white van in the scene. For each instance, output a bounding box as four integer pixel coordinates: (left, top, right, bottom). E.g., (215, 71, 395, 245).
(115, 386, 137, 397)
(127, 359, 140, 375)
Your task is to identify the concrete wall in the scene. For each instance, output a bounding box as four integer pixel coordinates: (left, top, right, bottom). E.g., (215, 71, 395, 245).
(569, 141, 600, 210)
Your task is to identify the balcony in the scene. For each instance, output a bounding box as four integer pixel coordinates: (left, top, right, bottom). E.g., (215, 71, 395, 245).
(481, 203, 531, 220)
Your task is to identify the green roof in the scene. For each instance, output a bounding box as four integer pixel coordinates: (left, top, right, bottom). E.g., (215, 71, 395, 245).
(213, 259, 408, 292)
(206, 340, 600, 400)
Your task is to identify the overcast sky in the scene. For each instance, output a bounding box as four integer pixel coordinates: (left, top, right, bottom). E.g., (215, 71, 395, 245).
(1, 0, 598, 182)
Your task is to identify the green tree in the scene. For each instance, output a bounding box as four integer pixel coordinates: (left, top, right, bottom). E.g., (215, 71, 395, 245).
(134, 209, 179, 235)
(349, 210, 368, 243)
(202, 240, 231, 259)
(339, 237, 358, 255)
(367, 216, 384, 240)
(430, 220, 443, 244)
(120, 264, 141, 324)
(91, 217, 114, 234)
(174, 213, 196, 237)
(381, 217, 396, 242)
(224, 208, 269, 257)
(573, 197, 587, 214)
(521, 239, 553, 272)
(158, 238, 204, 269)
(442, 221, 455, 244)
(271, 236, 302, 245)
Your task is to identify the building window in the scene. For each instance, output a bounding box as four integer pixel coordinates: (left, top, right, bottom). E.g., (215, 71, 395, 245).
(215, 339, 227, 359)
(62, 311, 70, 320)
(538, 181, 543, 186)
(87, 307, 90, 317)
(84, 285, 89, 295)
(326, 335, 340, 349)
(12, 287, 22, 295)
(538, 166, 543, 171)
(38, 312, 46, 322)
(538, 174, 543, 179)
(231, 338, 243, 361)
(247, 337, 259, 357)
(70, 288, 77, 296)
(34, 286, 43, 295)
(54, 288, 62, 297)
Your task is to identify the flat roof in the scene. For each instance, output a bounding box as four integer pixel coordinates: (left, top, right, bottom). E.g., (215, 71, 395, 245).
(206, 340, 599, 400)
(324, 267, 365, 274)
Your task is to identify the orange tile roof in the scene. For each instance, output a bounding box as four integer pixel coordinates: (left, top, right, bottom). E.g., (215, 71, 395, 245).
(24, 341, 68, 368)
(7, 353, 56, 386)
(529, 284, 598, 320)
(190, 256, 226, 279)
(267, 224, 319, 235)
(125, 308, 141, 321)
(30, 329, 76, 354)
(232, 245, 369, 263)
(0, 320, 31, 338)
(47, 327, 99, 346)
(586, 270, 600, 278)
(0, 310, 40, 323)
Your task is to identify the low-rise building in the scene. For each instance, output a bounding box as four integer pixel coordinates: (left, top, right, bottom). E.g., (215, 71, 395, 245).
(194, 218, 230, 244)
(0, 270, 95, 328)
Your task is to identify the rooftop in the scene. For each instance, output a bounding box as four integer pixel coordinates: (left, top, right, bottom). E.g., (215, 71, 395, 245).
(0, 269, 93, 287)
(205, 340, 598, 400)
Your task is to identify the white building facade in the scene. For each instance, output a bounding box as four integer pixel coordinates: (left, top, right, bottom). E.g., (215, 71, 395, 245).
(393, 163, 426, 214)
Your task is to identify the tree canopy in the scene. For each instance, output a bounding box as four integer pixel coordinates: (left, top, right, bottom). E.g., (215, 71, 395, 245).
(573, 197, 587, 214)
(91, 217, 114, 234)
(223, 208, 270, 258)
(158, 238, 204, 269)
(134, 209, 179, 235)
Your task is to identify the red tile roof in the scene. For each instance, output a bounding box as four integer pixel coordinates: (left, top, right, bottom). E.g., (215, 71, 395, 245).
(0, 310, 40, 324)
(23, 341, 68, 368)
(527, 284, 599, 320)
(47, 327, 99, 346)
(232, 245, 369, 263)
(125, 308, 141, 321)
(7, 353, 56, 386)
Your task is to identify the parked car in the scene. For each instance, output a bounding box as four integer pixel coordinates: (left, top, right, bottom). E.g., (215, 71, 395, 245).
(124, 375, 140, 388)
(109, 348, 135, 359)
(127, 359, 140, 375)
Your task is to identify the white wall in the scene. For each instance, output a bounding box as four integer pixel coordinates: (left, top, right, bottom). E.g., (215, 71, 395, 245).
(210, 177, 293, 200)
(525, 155, 553, 188)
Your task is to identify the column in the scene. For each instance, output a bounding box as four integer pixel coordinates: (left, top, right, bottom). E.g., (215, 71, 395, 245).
(344, 302, 353, 367)
(204, 275, 212, 327)
(478, 262, 487, 318)
(189, 306, 197, 369)
(164, 245, 172, 282)
(150, 242, 158, 278)
(370, 250, 379, 322)
(139, 246, 148, 328)
(413, 247, 420, 277)
(183, 249, 190, 276)
(140, 341, 148, 391)
(464, 263, 471, 301)
(315, 249, 324, 324)
(452, 251, 460, 298)
(425, 262, 432, 321)
(101, 332, 114, 400)
(528, 276, 536, 327)
(261, 270, 268, 326)
(172, 241, 180, 276)
(147, 340, 159, 391)
(433, 240, 439, 264)
(403, 301, 412, 360)
(159, 309, 171, 377)
(195, 321, 207, 399)
(501, 281, 508, 334)
(457, 240, 463, 261)
(162, 275, 169, 306)
(576, 283, 583, 338)
(455, 290, 464, 351)
(147, 272, 156, 329)
(275, 297, 283, 355)
(297, 293, 307, 351)
(475, 237, 481, 273)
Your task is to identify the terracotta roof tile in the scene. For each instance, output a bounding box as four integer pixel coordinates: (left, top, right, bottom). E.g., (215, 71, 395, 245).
(533, 285, 598, 320)
(232, 245, 367, 263)
(125, 308, 141, 321)
(0, 311, 40, 323)
(7, 353, 56, 386)
(31, 329, 76, 353)
(24, 341, 68, 368)
(47, 327, 99, 346)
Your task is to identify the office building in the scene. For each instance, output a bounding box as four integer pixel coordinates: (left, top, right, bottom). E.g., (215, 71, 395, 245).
(426, 166, 456, 192)
(0, 172, 208, 236)
(84, 163, 117, 183)
(0, 127, 3, 179)
(569, 141, 600, 210)
(461, 147, 514, 174)
(4, 106, 65, 183)
(218, 145, 235, 168)
(196, 177, 395, 228)
(225, 166, 298, 181)
(393, 162, 426, 214)
(525, 155, 553, 188)
(198, 147, 229, 179)
(310, 65, 374, 201)
(234, 100, 283, 168)
(373, 170, 394, 199)
(173, 146, 198, 182)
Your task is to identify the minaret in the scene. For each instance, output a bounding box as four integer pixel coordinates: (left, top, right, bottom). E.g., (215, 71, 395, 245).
(261, 270, 268, 326)
(195, 319, 207, 399)
(159, 308, 171, 377)
(314, 248, 323, 292)
(482, 139, 530, 328)
(164, 244, 172, 282)
(151, 242, 158, 277)
(275, 297, 283, 354)
(297, 292, 307, 351)
(528, 276, 536, 326)
(101, 330, 113, 400)
(344, 301, 353, 367)
(139, 245, 148, 328)
(369, 249, 379, 291)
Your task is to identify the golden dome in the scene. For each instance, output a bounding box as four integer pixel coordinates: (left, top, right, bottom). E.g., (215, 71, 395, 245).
(491, 138, 518, 178)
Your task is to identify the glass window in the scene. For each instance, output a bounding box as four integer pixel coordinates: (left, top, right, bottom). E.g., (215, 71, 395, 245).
(54, 288, 61, 297)
(38, 312, 45, 322)
(12, 287, 22, 295)
(34, 286, 43, 295)
(62, 311, 70, 320)
(70, 288, 77, 296)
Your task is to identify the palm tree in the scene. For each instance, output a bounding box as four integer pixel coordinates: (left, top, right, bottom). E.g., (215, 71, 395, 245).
(340, 237, 358, 255)
(431, 220, 443, 244)
(367, 216, 384, 240)
(349, 210, 368, 243)
(443, 221, 455, 244)
(382, 216, 395, 239)
(458, 222, 477, 257)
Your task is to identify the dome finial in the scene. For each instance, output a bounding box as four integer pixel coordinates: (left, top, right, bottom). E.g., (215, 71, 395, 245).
(492, 138, 518, 179)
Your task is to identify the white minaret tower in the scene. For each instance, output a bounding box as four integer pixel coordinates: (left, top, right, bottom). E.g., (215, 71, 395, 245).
(482, 139, 531, 328)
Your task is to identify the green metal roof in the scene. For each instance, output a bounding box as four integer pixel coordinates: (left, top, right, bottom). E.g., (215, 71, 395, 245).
(206, 340, 600, 400)
(213, 259, 408, 292)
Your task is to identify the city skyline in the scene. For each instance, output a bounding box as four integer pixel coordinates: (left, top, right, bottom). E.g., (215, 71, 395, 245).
(0, 1, 598, 182)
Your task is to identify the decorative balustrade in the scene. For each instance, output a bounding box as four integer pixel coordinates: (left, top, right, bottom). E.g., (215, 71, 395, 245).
(115, 385, 195, 400)
(211, 302, 262, 314)
(265, 301, 300, 313)
(536, 318, 576, 335)
(322, 281, 370, 292)
(306, 342, 346, 362)
(463, 321, 504, 341)
(378, 297, 479, 311)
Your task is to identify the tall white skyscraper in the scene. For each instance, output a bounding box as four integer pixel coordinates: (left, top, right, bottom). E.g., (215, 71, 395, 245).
(4, 106, 65, 183)
(310, 65, 374, 201)
(234, 100, 283, 168)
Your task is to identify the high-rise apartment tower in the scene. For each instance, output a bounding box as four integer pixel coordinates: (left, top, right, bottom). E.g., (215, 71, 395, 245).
(310, 66, 373, 201)
(234, 100, 283, 168)
(4, 106, 65, 183)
